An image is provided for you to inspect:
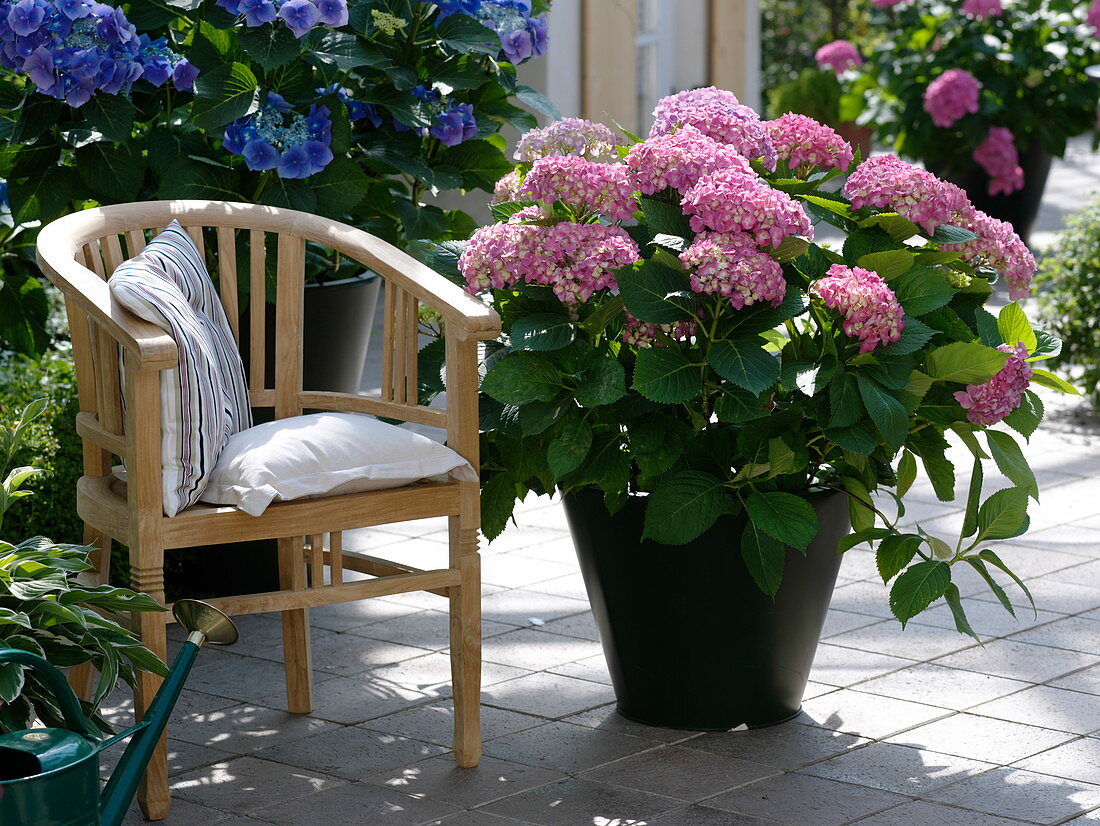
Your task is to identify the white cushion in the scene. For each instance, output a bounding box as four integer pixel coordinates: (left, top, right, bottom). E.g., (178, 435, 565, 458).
(109, 221, 251, 517)
(199, 412, 477, 517)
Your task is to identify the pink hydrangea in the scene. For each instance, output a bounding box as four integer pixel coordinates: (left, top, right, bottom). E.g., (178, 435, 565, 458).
(622, 313, 698, 348)
(519, 156, 637, 223)
(953, 343, 1032, 426)
(625, 124, 755, 195)
(871, 0, 905, 6)
(810, 264, 905, 353)
(649, 86, 777, 171)
(815, 40, 863, 74)
(679, 231, 787, 310)
(681, 168, 813, 247)
(459, 221, 544, 292)
(1089, 0, 1100, 35)
(946, 206, 1036, 300)
(492, 169, 523, 204)
(525, 222, 641, 303)
(844, 154, 972, 234)
(514, 118, 624, 162)
(923, 69, 981, 128)
(972, 127, 1024, 196)
(766, 113, 854, 173)
(961, 0, 1002, 19)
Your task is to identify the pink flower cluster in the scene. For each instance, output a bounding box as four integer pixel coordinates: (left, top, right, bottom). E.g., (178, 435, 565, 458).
(513, 118, 623, 162)
(622, 313, 698, 348)
(953, 343, 1032, 426)
(681, 166, 813, 246)
(972, 127, 1024, 196)
(961, 0, 1002, 19)
(844, 154, 971, 233)
(492, 169, 523, 204)
(625, 124, 754, 195)
(459, 218, 640, 304)
(811, 264, 905, 353)
(1089, 0, 1100, 36)
(766, 113, 854, 173)
(923, 69, 981, 128)
(871, 0, 905, 6)
(649, 86, 777, 171)
(815, 40, 862, 74)
(679, 232, 787, 310)
(519, 156, 637, 223)
(946, 207, 1036, 300)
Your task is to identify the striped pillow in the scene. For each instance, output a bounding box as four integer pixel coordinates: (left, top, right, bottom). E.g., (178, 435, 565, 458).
(109, 221, 252, 516)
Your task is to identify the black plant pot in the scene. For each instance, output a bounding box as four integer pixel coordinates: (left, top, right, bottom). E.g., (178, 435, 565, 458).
(927, 143, 1052, 245)
(562, 488, 850, 730)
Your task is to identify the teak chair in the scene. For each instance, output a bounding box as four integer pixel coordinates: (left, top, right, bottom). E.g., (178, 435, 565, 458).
(35, 201, 500, 821)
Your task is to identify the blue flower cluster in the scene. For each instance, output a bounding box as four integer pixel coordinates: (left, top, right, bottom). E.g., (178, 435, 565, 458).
(395, 84, 477, 147)
(215, 0, 347, 38)
(424, 0, 547, 64)
(223, 92, 334, 179)
(0, 0, 197, 107)
(317, 83, 382, 127)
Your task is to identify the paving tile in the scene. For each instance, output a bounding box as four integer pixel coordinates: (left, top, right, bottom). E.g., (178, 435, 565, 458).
(820, 609, 882, 639)
(1008, 616, 1100, 656)
(534, 610, 600, 641)
(1011, 524, 1100, 556)
(479, 588, 591, 626)
(971, 685, 1100, 734)
(306, 633, 436, 677)
(850, 800, 1033, 825)
(683, 719, 869, 769)
(369, 700, 544, 746)
(526, 572, 590, 602)
(310, 599, 426, 632)
(479, 777, 682, 826)
(800, 688, 952, 739)
(481, 553, 576, 588)
(483, 670, 615, 718)
(100, 737, 228, 777)
(546, 653, 613, 685)
(1063, 809, 1100, 824)
(853, 663, 1030, 710)
(260, 726, 447, 781)
(563, 704, 705, 744)
(825, 580, 898, 618)
(171, 756, 343, 813)
(704, 772, 907, 826)
(1015, 737, 1100, 785)
(183, 651, 338, 703)
(481, 627, 601, 671)
(886, 713, 1075, 764)
(364, 651, 531, 698)
(252, 672, 434, 725)
(837, 549, 881, 580)
(580, 744, 777, 801)
(911, 599, 1063, 638)
(807, 642, 912, 687)
(826, 620, 980, 662)
(925, 766, 1100, 824)
(363, 754, 565, 808)
(974, 576, 1100, 616)
(251, 780, 461, 825)
(171, 703, 335, 754)
(484, 526, 573, 555)
(483, 720, 660, 774)
(120, 797, 233, 826)
(971, 544, 1091, 581)
(347, 608, 516, 649)
(803, 681, 837, 701)
(431, 813, 538, 825)
(1050, 663, 1100, 694)
(651, 806, 779, 825)
(930, 639, 1098, 684)
(801, 741, 995, 795)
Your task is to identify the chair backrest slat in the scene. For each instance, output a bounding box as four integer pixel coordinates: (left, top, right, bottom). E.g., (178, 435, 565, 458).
(249, 229, 266, 393)
(216, 227, 240, 343)
(275, 233, 304, 419)
(404, 289, 418, 404)
(82, 242, 106, 279)
(183, 225, 205, 260)
(102, 234, 125, 275)
(381, 279, 396, 402)
(125, 229, 147, 258)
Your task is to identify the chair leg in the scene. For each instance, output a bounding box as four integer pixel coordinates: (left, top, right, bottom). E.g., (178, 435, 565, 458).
(132, 560, 170, 821)
(279, 536, 313, 714)
(69, 527, 112, 702)
(449, 520, 482, 767)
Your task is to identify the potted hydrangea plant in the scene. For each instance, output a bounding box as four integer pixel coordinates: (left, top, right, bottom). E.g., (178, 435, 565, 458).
(861, 0, 1100, 241)
(430, 86, 1077, 731)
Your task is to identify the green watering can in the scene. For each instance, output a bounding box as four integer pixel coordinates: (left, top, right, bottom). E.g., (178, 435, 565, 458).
(0, 599, 238, 826)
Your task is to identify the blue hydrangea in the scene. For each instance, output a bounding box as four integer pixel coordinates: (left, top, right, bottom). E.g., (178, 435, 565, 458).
(0, 0, 197, 107)
(427, 0, 482, 20)
(316, 83, 382, 127)
(478, 0, 547, 64)
(394, 85, 478, 147)
(216, 0, 347, 38)
(223, 92, 334, 179)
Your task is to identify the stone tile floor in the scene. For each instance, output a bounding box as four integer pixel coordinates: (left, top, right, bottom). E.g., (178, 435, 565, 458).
(108, 144, 1100, 825)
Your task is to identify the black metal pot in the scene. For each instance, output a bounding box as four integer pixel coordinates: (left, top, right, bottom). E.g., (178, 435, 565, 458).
(927, 143, 1052, 245)
(562, 488, 850, 730)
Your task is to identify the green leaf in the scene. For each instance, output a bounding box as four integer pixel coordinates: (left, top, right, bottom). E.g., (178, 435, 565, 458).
(574, 359, 626, 408)
(745, 491, 819, 552)
(155, 160, 240, 200)
(259, 177, 317, 212)
(877, 534, 922, 582)
(1030, 328, 1062, 361)
(741, 519, 786, 596)
(857, 249, 914, 279)
(882, 317, 936, 357)
(978, 548, 1035, 614)
(305, 30, 383, 70)
(0, 662, 25, 704)
(632, 347, 700, 403)
(547, 420, 592, 480)
(436, 13, 502, 54)
(82, 94, 135, 143)
(997, 303, 1037, 352)
(237, 26, 301, 71)
(943, 583, 977, 639)
(714, 386, 767, 423)
(889, 266, 956, 316)
(1030, 369, 1079, 395)
(308, 157, 371, 218)
(75, 144, 145, 203)
(925, 342, 1011, 385)
(930, 224, 978, 243)
(975, 487, 1030, 542)
(986, 430, 1038, 500)
(639, 196, 693, 237)
(442, 140, 513, 192)
(828, 373, 863, 428)
(617, 260, 694, 324)
(856, 376, 909, 450)
(1004, 390, 1044, 440)
(771, 236, 810, 263)
(965, 556, 1015, 618)
(839, 527, 893, 554)
(709, 340, 780, 394)
(962, 456, 983, 538)
(889, 560, 951, 625)
(643, 471, 726, 545)
(515, 84, 562, 119)
(910, 428, 955, 501)
(511, 313, 575, 352)
(860, 212, 922, 242)
(897, 450, 917, 497)
(842, 476, 876, 533)
(481, 352, 562, 404)
(481, 473, 518, 541)
(826, 423, 877, 456)
(191, 63, 260, 130)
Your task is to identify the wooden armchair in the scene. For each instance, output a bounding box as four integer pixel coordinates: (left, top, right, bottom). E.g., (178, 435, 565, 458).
(35, 201, 500, 821)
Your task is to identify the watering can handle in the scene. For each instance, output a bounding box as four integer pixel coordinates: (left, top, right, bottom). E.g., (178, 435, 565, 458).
(0, 648, 95, 737)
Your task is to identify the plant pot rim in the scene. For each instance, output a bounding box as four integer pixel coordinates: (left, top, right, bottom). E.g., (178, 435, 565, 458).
(563, 484, 841, 502)
(306, 271, 381, 290)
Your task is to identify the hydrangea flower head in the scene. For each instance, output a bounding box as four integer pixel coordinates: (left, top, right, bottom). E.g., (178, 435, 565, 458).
(626, 124, 755, 195)
(972, 127, 1024, 196)
(392, 86, 478, 147)
(216, 0, 346, 35)
(679, 231, 787, 310)
(954, 343, 1032, 426)
(224, 94, 334, 178)
(649, 86, 777, 171)
(946, 206, 1036, 300)
(1089, 0, 1100, 36)
(923, 68, 981, 128)
(681, 167, 813, 247)
(766, 113, 854, 173)
(514, 118, 623, 162)
(815, 40, 862, 74)
(428, 0, 481, 21)
(811, 264, 905, 353)
(478, 0, 547, 64)
(520, 155, 637, 223)
(844, 154, 972, 234)
(961, 0, 1002, 19)
(491, 169, 523, 204)
(871, 0, 905, 7)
